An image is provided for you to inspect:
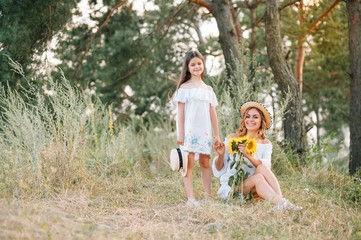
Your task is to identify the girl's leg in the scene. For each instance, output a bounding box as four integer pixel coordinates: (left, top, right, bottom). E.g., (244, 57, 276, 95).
(199, 154, 211, 199)
(183, 152, 195, 200)
(243, 173, 283, 204)
(255, 164, 283, 198)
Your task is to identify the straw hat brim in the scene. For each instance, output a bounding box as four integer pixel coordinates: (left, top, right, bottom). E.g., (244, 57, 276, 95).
(170, 147, 188, 177)
(240, 101, 272, 129)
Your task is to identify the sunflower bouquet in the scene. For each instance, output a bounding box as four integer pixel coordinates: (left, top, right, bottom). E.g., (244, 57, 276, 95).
(227, 135, 257, 202)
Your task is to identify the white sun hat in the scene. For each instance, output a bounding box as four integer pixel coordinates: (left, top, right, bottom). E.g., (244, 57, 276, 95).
(170, 147, 188, 177)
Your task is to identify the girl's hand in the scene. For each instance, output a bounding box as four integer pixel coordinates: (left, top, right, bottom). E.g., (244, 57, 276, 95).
(177, 138, 184, 146)
(177, 133, 184, 146)
(214, 136, 221, 147)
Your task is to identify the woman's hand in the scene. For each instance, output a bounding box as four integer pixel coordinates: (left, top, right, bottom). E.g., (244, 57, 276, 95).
(214, 142, 225, 156)
(238, 144, 245, 154)
(214, 142, 225, 171)
(238, 144, 260, 166)
(238, 144, 252, 158)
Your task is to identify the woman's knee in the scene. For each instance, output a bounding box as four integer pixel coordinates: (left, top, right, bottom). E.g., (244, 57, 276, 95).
(256, 163, 266, 171)
(256, 163, 271, 175)
(252, 173, 266, 184)
(244, 173, 265, 189)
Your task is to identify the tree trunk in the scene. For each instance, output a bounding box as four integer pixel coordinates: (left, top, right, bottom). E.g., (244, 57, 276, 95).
(295, 0, 341, 98)
(265, 0, 306, 158)
(295, 1, 305, 98)
(316, 105, 320, 146)
(212, 0, 243, 83)
(190, 0, 243, 85)
(248, 4, 257, 88)
(347, 0, 361, 175)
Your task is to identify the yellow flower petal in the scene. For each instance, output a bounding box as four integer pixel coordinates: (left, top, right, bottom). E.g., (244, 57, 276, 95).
(228, 137, 239, 154)
(245, 138, 257, 155)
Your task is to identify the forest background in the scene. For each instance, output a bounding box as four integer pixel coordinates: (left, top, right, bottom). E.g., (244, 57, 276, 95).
(0, 0, 361, 239)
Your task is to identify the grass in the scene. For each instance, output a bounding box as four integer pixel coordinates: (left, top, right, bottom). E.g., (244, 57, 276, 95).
(0, 72, 360, 239)
(0, 167, 360, 239)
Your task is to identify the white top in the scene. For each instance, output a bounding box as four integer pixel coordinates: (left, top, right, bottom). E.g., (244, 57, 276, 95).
(173, 87, 218, 155)
(212, 137, 273, 200)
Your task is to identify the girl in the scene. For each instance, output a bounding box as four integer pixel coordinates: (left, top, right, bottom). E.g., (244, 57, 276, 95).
(173, 50, 221, 206)
(213, 101, 302, 211)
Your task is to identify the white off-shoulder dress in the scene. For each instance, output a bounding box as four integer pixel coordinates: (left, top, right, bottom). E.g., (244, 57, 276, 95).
(173, 87, 218, 156)
(212, 137, 273, 200)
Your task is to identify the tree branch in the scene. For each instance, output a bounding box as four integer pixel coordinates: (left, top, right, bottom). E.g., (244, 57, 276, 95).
(188, 0, 214, 13)
(234, 0, 265, 9)
(280, 0, 300, 10)
(304, 0, 341, 36)
(115, 2, 190, 83)
(74, 1, 127, 76)
(85, 1, 126, 55)
(241, 0, 300, 31)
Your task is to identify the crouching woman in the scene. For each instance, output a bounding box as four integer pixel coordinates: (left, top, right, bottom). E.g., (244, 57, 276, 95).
(212, 101, 301, 211)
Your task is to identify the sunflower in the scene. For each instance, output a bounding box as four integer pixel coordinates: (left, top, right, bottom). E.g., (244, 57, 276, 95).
(228, 136, 249, 154)
(245, 138, 257, 155)
(228, 138, 238, 154)
(237, 135, 249, 144)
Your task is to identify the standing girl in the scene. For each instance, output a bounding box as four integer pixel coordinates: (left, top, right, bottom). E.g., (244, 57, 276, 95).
(173, 50, 221, 206)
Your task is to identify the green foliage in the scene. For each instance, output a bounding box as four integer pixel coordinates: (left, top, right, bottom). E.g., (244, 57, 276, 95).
(209, 60, 266, 137)
(282, 2, 349, 142)
(271, 142, 299, 176)
(302, 162, 361, 207)
(0, 0, 78, 87)
(341, 176, 361, 204)
(305, 133, 349, 174)
(53, 1, 207, 123)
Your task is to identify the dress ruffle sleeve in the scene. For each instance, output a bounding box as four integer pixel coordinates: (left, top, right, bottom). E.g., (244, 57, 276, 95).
(210, 91, 218, 107)
(212, 155, 228, 178)
(173, 88, 218, 106)
(172, 89, 187, 105)
(258, 144, 272, 167)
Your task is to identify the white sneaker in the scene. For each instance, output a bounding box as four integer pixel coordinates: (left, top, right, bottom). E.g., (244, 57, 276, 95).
(186, 198, 200, 207)
(272, 199, 302, 212)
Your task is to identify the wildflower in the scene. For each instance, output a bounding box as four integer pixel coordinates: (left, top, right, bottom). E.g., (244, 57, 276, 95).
(108, 105, 114, 136)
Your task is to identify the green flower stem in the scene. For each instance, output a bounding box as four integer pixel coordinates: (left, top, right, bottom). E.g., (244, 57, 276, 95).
(228, 153, 248, 203)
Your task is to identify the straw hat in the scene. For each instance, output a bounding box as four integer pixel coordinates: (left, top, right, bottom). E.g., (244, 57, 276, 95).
(240, 101, 272, 129)
(170, 147, 188, 177)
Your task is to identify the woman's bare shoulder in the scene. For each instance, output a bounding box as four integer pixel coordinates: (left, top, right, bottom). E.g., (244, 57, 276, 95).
(259, 138, 271, 144)
(228, 133, 238, 138)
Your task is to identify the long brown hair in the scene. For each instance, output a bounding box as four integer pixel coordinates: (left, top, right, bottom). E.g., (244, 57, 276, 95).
(176, 50, 205, 90)
(235, 107, 267, 139)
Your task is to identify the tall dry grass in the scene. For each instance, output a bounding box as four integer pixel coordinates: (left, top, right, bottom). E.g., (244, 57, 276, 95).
(0, 70, 171, 199)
